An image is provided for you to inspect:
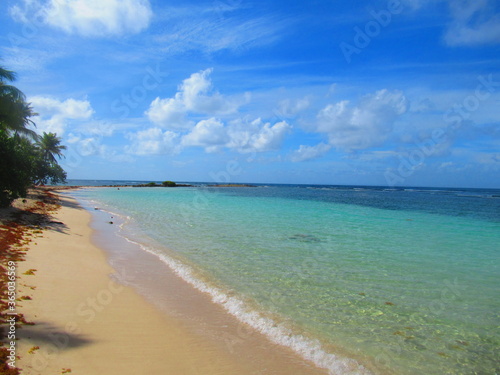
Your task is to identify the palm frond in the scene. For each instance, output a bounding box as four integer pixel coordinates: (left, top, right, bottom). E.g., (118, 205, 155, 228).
(0, 67, 17, 83)
(0, 84, 26, 101)
(0, 97, 39, 140)
(37, 132, 66, 163)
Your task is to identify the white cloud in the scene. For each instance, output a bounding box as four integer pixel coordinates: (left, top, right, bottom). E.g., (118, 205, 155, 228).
(29, 96, 94, 135)
(401, 0, 500, 46)
(66, 133, 81, 144)
(1, 47, 59, 73)
(153, 8, 287, 54)
(444, 0, 500, 46)
(276, 97, 310, 118)
(147, 97, 192, 131)
(350, 150, 400, 161)
(30, 97, 94, 118)
(146, 69, 245, 130)
(290, 143, 332, 162)
(98, 145, 136, 162)
(181, 118, 228, 153)
(65, 137, 135, 162)
(140, 70, 291, 156)
(10, 0, 152, 37)
(179, 117, 291, 154)
(474, 152, 500, 166)
(126, 127, 180, 155)
(75, 120, 125, 137)
(181, 69, 240, 114)
(76, 137, 102, 156)
(439, 161, 454, 169)
(315, 89, 408, 152)
(226, 118, 291, 153)
(132, 117, 291, 156)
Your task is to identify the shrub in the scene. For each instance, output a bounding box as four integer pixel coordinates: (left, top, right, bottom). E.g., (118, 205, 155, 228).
(162, 180, 176, 187)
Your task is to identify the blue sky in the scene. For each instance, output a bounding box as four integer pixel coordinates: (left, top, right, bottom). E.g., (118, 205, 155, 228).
(1, 0, 499, 188)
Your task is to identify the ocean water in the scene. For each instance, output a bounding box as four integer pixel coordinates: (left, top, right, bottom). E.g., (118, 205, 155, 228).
(69, 182, 500, 375)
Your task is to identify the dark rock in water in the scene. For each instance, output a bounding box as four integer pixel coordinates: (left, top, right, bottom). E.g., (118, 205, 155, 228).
(288, 234, 322, 243)
(108, 221, 113, 224)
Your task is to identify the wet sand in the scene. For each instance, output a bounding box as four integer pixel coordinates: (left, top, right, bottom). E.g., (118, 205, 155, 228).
(13, 191, 330, 374)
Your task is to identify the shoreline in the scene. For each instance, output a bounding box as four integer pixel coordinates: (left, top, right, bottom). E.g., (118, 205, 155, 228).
(7, 189, 338, 374)
(72, 190, 343, 375)
(2, 184, 496, 374)
(10, 191, 249, 374)
(72, 188, 375, 375)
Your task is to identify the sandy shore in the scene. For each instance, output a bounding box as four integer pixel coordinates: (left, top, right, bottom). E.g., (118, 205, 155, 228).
(13, 193, 248, 374)
(8, 191, 335, 375)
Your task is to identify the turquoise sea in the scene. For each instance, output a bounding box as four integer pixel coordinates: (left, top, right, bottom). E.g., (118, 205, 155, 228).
(68, 181, 500, 375)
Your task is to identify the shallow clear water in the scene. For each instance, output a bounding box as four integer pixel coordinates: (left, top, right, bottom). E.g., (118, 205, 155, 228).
(70, 183, 500, 375)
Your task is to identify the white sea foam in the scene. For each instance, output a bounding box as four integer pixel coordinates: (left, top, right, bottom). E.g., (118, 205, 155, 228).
(78, 193, 371, 374)
(117, 233, 371, 375)
(70, 185, 500, 375)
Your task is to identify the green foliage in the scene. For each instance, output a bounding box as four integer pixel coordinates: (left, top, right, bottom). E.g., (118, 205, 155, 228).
(0, 97, 38, 139)
(0, 66, 38, 140)
(37, 132, 66, 163)
(0, 130, 34, 207)
(146, 182, 157, 187)
(0, 65, 67, 207)
(162, 180, 177, 187)
(0, 129, 67, 207)
(32, 156, 67, 185)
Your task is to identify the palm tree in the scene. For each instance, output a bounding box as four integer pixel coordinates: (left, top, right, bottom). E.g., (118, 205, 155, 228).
(0, 96, 38, 139)
(37, 132, 67, 164)
(0, 65, 38, 140)
(0, 67, 25, 101)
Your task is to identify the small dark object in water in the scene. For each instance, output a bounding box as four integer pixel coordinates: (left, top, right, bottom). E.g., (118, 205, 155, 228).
(385, 301, 395, 306)
(108, 221, 113, 224)
(289, 234, 322, 243)
(94, 207, 99, 210)
(358, 292, 366, 296)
